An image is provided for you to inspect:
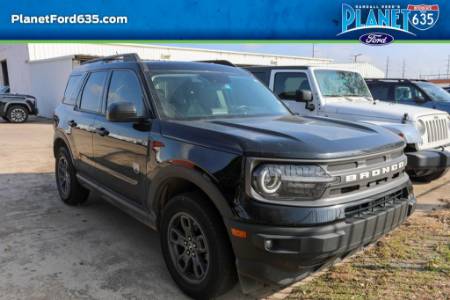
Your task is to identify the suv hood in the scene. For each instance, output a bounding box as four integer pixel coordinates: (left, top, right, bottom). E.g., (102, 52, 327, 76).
(324, 98, 447, 122)
(160, 115, 404, 160)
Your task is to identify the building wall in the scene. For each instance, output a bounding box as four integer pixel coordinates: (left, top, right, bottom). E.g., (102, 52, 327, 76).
(327, 62, 385, 78)
(27, 43, 333, 66)
(29, 57, 75, 117)
(0, 45, 32, 94)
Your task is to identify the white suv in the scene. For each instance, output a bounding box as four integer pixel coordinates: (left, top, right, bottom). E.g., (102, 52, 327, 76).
(246, 65, 450, 182)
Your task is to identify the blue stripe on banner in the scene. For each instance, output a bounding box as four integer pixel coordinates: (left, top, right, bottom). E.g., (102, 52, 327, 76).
(0, 0, 448, 40)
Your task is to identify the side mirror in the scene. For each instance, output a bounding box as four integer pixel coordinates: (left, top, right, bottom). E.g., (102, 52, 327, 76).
(296, 89, 313, 102)
(106, 102, 138, 122)
(279, 89, 313, 102)
(413, 96, 426, 103)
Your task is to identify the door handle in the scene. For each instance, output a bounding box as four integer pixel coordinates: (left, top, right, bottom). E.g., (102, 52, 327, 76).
(95, 127, 110, 137)
(68, 120, 77, 128)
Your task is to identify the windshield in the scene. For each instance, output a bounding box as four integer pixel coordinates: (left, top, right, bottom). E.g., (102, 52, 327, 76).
(0, 86, 9, 93)
(415, 81, 450, 102)
(150, 70, 289, 120)
(314, 70, 372, 98)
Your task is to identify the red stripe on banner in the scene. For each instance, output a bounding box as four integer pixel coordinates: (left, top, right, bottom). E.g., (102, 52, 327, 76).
(407, 4, 439, 11)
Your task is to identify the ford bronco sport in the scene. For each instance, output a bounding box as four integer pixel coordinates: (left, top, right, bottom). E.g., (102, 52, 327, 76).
(53, 54, 415, 299)
(246, 66, 450, 182)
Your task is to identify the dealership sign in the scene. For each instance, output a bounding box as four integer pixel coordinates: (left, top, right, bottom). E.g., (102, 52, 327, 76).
(339, 3, 439, 45)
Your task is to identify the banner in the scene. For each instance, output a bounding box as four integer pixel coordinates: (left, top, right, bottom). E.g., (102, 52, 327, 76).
(0, 0, 448, 40)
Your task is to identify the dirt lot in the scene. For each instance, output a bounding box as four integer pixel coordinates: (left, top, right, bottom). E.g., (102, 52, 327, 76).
(0, 118, 449, 300)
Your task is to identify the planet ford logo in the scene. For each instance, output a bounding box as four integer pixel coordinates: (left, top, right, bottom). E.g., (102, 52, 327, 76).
(359, 32, 394, 46)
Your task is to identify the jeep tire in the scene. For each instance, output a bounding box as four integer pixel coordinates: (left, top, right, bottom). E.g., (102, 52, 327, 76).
(6, 105, 28, 123)
(55, 146, 89, 205)
(160, 192, 237, 299)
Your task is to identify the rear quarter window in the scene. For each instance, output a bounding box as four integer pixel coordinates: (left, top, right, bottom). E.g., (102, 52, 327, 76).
(63, 75, 83, 106)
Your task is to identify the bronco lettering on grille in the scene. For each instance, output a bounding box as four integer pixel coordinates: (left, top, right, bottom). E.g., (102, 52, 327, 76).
(345, 161, 405, 183)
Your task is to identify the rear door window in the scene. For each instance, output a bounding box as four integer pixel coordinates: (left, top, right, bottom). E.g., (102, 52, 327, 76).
(63, 75, 82, 105)
(79, 71, 108, 113)
(369, 84, 391, 101)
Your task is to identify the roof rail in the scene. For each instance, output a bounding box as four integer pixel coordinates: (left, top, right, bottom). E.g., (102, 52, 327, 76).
(197, 60, 236, 67)
(82, 53, 141, 65)
(365, 78, 427, 82)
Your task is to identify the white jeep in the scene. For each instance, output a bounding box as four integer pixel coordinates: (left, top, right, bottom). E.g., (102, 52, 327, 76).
(246, 66, 450, 182)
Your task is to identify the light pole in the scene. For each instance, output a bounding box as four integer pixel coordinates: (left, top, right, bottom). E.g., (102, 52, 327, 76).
(352, 53, 363, 63)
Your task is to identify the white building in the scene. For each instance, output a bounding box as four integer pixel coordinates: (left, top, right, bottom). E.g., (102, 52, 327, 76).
(0, 43, 384, 117)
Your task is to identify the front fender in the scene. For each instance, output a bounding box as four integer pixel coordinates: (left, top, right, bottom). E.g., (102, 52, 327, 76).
(147, 164, 236, 223)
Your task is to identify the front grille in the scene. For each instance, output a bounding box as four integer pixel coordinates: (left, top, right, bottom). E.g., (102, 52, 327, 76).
(425, 118, 448, 143)
(324, 148, 407, 197)
(344, 188, 408, 218)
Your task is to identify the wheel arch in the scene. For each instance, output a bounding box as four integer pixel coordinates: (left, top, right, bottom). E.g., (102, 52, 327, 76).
(53, 133, 75, 163)
(149, 165, 235, 230)
(4, 101, 32, 113)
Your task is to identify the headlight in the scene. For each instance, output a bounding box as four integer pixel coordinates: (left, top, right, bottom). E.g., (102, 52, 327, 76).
(416, 120, 426, 136)
(252, 164, 334, 200)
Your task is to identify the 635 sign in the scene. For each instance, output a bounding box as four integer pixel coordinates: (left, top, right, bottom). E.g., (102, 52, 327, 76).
(408, 4, 439, 31)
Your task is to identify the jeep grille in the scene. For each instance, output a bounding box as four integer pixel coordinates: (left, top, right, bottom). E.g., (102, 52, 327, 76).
(419, 115, 450, 149)
(425, 118, 449, 143)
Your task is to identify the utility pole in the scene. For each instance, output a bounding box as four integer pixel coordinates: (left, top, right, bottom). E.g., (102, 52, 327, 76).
(385, 56, 390, 78)
(312, 44, 315, 58)
(352, 53, 362, 63)
(402, 60, 406, 78)
(447, 55, 450, 79)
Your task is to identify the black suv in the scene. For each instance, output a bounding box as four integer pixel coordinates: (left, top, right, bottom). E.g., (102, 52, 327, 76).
(53, 54, 416, 299)
(0, 86, 38, 123)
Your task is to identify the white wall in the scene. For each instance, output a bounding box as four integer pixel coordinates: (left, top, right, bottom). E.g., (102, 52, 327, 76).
(27, 43, 333, 66)
(0, 45, 32, 94)
(29, 57, 74, 117)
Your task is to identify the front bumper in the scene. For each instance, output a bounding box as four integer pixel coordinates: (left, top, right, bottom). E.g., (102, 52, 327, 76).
(227, 186, 416, 285)
(406, 146, 450, 170)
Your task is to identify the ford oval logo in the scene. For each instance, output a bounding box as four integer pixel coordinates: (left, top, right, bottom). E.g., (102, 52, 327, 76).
(359, 32, 394, 46)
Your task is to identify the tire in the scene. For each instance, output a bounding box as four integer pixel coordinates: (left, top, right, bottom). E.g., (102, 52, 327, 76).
(6, 105, 28, 123)
(55, 146, 89, 205)
(160, 192, 237, 299)
(412, 169, 448, 183)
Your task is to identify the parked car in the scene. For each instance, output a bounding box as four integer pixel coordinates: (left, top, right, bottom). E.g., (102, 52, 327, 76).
(442, 86, 450, 93)
(53, 54, 416, 299)
(0, 86, 38, 123)
(366, 79, 450, 113)
(246, 66, 450, 182)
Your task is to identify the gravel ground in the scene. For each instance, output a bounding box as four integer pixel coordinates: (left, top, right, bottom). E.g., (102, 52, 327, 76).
(0, 118, 448, 300)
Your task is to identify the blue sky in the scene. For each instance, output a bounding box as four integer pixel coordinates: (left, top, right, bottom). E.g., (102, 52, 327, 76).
(168, 43, 450, 79)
